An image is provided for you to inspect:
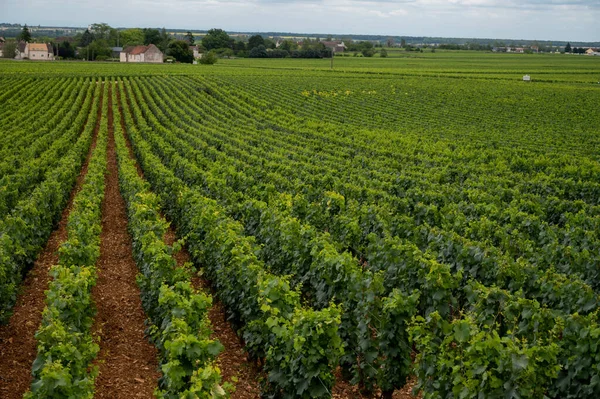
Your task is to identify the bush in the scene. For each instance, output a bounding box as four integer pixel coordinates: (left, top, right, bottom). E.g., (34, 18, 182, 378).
(95, 55, 108, 61)
(249, 45, 268, 58)
(199, 51, 218, 65)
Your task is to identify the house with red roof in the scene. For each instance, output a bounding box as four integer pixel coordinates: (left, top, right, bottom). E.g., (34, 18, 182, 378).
(24, 43, 54, 60)
(120, 44, 163, 63)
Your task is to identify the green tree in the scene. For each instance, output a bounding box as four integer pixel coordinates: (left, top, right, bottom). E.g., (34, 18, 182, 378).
(88, 39, 111, 60)
(199, 50, 218, 65)
(380, 48, 388, 58)
(247, 34, 264, 51)
(565, 42, 571, 53)
(90, 23, 112, 40)
(185, 31, 195, 45)
(168, 40, 194, 63)
(279, 40, 297, 52)
(19, 25, 32, 42)
(249, 44, 268, 58)
(120, 29, 144, 47)
(80, 29, 94, 47)
(400, 38, 406, 48)
(201, 28, 231, 51)
(264, 38, 276, 49)
(233, 40, 246, 53)
(144, 28, 162, 45)
(1, 40, 17, 58)
(57, 41, 75, 58)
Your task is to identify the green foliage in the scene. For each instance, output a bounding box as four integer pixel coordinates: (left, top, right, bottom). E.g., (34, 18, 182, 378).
(2, 40, 17, 58)
(247, 34, 264, 51)
(119, 28, 145, 47)
(0, 79, 99, 322)
(199, 51, 218, 65)
(19, 24, 32, 42)
(168, 40, 194, 64)
(249, 45, 268, 58)
(27, 80, 109, 398)
(201, 29, 231, 51)
(112, 93, 225, 398)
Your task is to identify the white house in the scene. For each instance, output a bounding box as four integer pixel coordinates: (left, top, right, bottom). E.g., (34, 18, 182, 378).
(24, 43, 54, 60)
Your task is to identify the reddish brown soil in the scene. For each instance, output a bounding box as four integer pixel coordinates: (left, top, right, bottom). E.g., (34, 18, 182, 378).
(0, 87, 102, 398)
(332, 372, 420, 399)
(91, 86, 160, 398)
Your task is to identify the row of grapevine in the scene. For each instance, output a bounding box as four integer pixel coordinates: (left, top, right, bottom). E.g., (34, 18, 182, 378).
(111, 84, 226, 398)
(119, 73, 600, 397)
(117, 79, 345, 398)
(121, 76, 448, 394)
(27, 80, 109, 398)
(0, 79, 100, 322)
(125, 75, 597, 316)
(0, 80, 95, 219)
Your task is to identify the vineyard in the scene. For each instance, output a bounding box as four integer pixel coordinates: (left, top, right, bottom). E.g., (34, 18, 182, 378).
(0, 53, 599, 398)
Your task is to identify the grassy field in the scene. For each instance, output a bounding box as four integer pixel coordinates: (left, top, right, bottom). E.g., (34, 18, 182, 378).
(1, 52, 600, 398)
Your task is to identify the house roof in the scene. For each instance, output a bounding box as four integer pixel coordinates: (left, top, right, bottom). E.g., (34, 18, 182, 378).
(122, 44, 162, 55)
(0, 37, 5, 43)
(28, 43, 52, 52)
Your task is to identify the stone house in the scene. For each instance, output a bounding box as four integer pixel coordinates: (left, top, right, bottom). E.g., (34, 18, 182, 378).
(24, 43, 55, 60)
(120, 44, 163, 63)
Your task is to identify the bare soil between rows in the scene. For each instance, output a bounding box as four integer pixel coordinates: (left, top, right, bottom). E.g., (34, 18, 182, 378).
(91, 85, 160, 398)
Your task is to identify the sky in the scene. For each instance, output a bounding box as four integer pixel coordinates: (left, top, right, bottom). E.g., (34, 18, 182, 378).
(1, 0, 598, 42)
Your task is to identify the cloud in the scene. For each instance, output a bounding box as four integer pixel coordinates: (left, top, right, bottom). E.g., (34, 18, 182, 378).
(1, 0, 598, 41)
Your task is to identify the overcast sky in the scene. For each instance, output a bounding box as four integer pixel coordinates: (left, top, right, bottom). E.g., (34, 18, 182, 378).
(1, 0, 598, 42)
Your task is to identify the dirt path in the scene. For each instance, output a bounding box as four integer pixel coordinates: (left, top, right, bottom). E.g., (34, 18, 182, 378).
(0, 87, 102, 399)
(92, 85, 160, 399)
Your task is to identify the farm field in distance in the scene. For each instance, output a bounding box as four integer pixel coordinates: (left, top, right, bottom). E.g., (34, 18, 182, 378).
(0, 52, 599, 399)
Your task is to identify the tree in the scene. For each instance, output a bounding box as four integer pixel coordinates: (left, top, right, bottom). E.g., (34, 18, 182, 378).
(380, 48, 388, 58)
(201, 28, 231, 51)
(90, 23, 112, 40)
(168, 40, 194, 63)
(279, 40, 297, 52)
(19, 25, 32, 42)
(565, 42, 571, 53)
(360, 41, 375, 57)
(199, 50, 218, 65)
(80, 29, 94, 47)
(144, 28, 162, 45)
(233, 40, 246, 53)
(120, 29, 144, 47)
(88, 39, 112, 59)
(247, 34, 264, 51)
(57, 41, 75, 58)
(249, 44, 268, 58)
(386, 37, 395, 47)
(400, 38, 406, 48)
(185, 31, 195, 45)
(264, 38, 276, 49)
(1, 40, 16, 58)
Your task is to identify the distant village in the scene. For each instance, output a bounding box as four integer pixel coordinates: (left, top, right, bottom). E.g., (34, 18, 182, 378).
(1, 23, 599, 63)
